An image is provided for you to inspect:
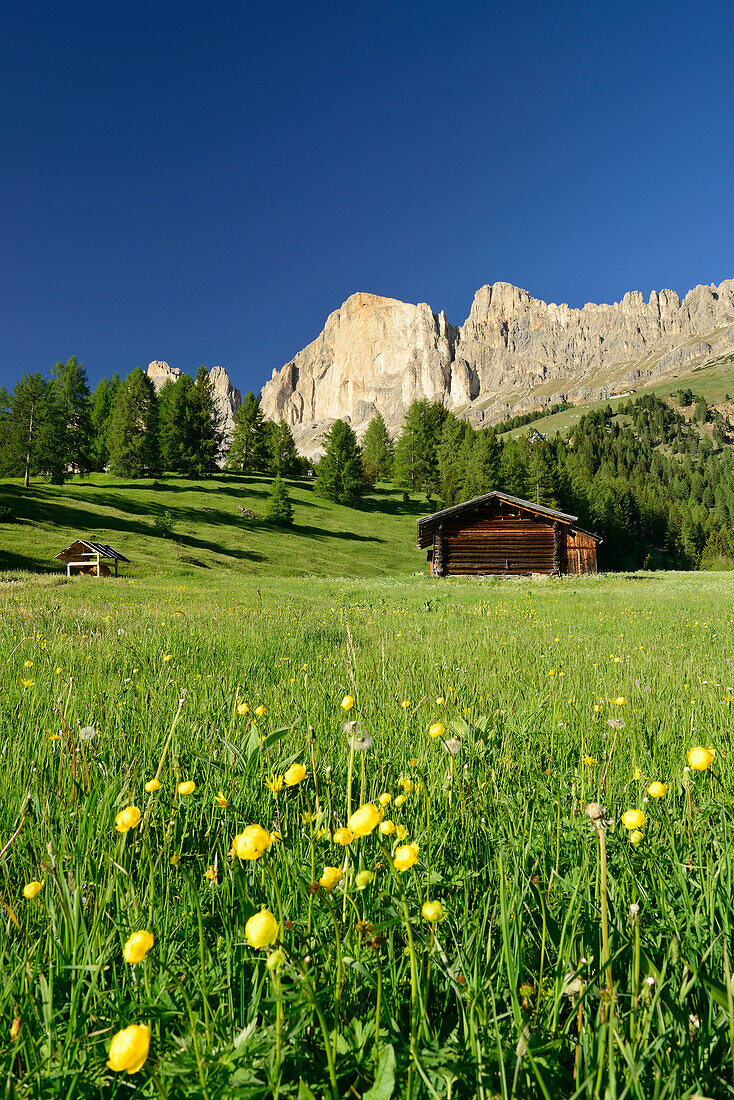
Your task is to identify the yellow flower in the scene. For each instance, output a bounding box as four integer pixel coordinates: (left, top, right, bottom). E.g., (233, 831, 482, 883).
(429, 722, 445, 739)
(255, 705, 267, 718)
(548, 670, 555, 677)
(237, 702, 250, 715)
(23, 880, 44, 899)
(688, 746, 715, 771)
(170, 854, 180, 866)
(615, 696, 625, 706)
(395, 824, 409, 840)
(379, 819, 396, 835)
(355, 870, 374, 889)
(628, 830, 644, 846)
(647, 781, 668, 798)
(398, 778, 412, 793)
(319, 866, 343, 893)
(20, 679, 34, 688)
(421, 900, 444, 922)
(245, 908, 278, 948)
(214, 791, 229, 808)
(265, 775, 284, 793)
(49, 733, 61, 742)
(204, 865, 218, 882)
(401, 699, 411, 709)
(341, 695, 354, 710)
(378, 792, 391, 806)
(633, 767, 644, 781)
(233, 824, 272, 860)
(347, 804, 381, 836)
(107, 1024, 150, 1074)
(115, 806, 142, 834)
(393, 842, 419, 871)
(409, 757, 418, 768)
(23, 660, 33, 668)
(333, 827, 354, 846)
(163, 654, 173, 662)
(621, 809, 646, 830)
(55, 667, 62, 675)
(583, 755, 597, 766)
(144, 779, 161, 793)
(123, 931, 154, 964)
(266, 948, 286, 970)
(284, 763, 307, 787)
(394, 794, 406, 807)
(436, 696, 445, 705)
(177, 780, 195, 795)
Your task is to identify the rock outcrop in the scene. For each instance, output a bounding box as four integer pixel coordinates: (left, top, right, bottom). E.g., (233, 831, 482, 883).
(146, 361, 242, 456)
(260, 279, 734, 456)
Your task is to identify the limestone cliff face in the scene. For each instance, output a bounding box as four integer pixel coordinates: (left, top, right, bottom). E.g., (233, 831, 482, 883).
(260, 279, 734, 455)
(146, 361, 242, 454)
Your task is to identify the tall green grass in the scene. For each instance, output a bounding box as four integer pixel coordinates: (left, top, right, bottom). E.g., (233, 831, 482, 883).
(0, 570, 732, 1097)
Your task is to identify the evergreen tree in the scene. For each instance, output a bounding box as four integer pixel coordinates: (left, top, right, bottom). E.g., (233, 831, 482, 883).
(108, 368, 159, 478)
(315, 419, 364, 505)
(360, 412, 394, 482)
(2, 373, 65, 484)
(90, 374, 121, 470)
(192, 365, 222, 474)
(461, 429, 500, 500)
(264, 476, 294, 525)
(527, 438, 558, 507)
(226, 392, 269, 473)
(393, 400, 448, 494)
(437, 415, 470, 505)
(52, 356, 93, 474)
(267, 420, 299, 476)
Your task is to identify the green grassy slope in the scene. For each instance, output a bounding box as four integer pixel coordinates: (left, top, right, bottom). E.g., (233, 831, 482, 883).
(0, 474, 429, 578)
(502, 354, 734, 439)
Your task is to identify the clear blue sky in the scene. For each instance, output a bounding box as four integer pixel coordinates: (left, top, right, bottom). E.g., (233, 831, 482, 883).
(2, 0, 733, 395)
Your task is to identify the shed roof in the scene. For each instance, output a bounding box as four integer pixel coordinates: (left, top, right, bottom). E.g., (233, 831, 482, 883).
(417, 492, 602, 549)
(54, 540, 131, 563)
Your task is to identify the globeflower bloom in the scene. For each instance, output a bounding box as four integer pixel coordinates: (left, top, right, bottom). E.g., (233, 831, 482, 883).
(144, 779, 161, 793)
(177, 781, 195, 795)
(107, 1024, 150, 1074)
(123, 931, 154, 964)
(333, 827, 354, 846)
(615, 696, 625, 706)
(233, 824, 272, 860)
(688, 746, 715, 771)
(628, 830, 644, 846)
(421, 900, 444, 922)
(23, 880, 44, 899)
(245, 908, 278, 948)
(237, 702, 249, 715)
(379, 820, 396, 835)
(348, 804, 381, 836)
(284, 764, 307, 787)
(254, 705, 267, 718)
(394, 842, 419, 871)
(115, 806, 141, 834)
(319, 866, 343, 893)
(341, 695, 354, 711)
(621, 809, 646, 830)
(378, 792, 391, 806)
(429, 722, 445, 739)
(647, 782, 668, 798)
(355, 870, 374, 889)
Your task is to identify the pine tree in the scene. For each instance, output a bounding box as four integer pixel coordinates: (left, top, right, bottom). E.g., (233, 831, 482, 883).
(461, 429, 500, 500)
(315, 419, 364, 505)
(264, 476, 294, 525)
(360, 412, 394, 482)
(158, 376, 199, 474)
(437, 415, 470, 505)
(267, 420, 299, 476)
(2, 373, 65, 484)
(527, 438, 557, 507)
(226, 392, 269, 473)
(90, 374, 121, 470)
(393, 400, 447, 494)
(108, 368, 159, 478)
(52, 356, 93, 474)
(192, 366, 223, 474)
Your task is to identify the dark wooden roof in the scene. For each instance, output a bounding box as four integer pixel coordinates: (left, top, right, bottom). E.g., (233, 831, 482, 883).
(417, 492, 602, 549)
(54, 540, 131, 563)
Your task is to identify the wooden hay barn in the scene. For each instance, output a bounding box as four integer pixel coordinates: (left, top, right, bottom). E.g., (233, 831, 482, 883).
(54, 541, 130, 578)
(417, 492, 601, 577)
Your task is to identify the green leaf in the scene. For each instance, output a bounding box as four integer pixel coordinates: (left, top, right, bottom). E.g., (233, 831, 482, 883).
(297, 1081, 318, 1100)
(363, 1044, 396, 1100)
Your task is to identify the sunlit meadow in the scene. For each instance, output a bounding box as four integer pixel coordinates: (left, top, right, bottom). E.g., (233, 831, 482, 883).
(1, 569, 733, 1098)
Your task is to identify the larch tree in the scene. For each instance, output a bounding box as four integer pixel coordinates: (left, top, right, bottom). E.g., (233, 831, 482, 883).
(315, 419, 364, 505)
(107, 368, 159, 478)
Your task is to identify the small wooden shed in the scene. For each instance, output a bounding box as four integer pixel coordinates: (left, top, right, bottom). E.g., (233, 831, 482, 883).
(417, 492, 601, 577)
(54, 541, 130, 577)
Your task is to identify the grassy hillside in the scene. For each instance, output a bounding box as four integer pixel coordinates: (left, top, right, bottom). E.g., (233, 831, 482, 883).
(0, 473, 428, 578)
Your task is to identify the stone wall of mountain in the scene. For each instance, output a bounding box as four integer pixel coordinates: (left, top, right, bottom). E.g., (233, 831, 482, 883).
(260, 279, 734, 455)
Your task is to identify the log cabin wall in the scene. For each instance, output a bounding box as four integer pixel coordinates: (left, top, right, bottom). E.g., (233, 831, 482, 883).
(565, 528, 598, 575)
(440, 504, 558, 576)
